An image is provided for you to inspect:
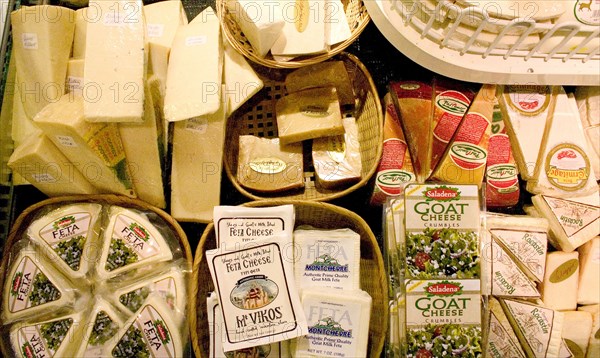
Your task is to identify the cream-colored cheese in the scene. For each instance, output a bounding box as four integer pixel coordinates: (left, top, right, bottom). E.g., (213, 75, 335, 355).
(65, 58, 84, 96)
(11, 73, 41, 148)
(540, 251, 579, 311)
(562, 310, 594, 358)
(223, 39, 263, 116)
(578, 237, 600, 305)
(72, 8, 88, 59)
(270, 0, 327, 56)
(73, 298, 124, 358)
(285, 61, 355, 107)
(577, 304, 600, 358)
(487, 297, 527, 358)
(325, 0, 351, 46)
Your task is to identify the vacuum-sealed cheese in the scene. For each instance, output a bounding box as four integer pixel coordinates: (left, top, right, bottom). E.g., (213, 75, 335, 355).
(491, 240, 540, 298)
(73, 298, 124, 358)
(325, 0, 352, 46)
(540, 251, 579, 311)
(270, 0, 327, 56)
(577, 237, 600, 305)
(285, 61, 355, 107)
(578, 304, 600, 358)
(575, 86, 600, 179)
(65, 59, 84, 96)
(72, 8, 88, 59)
(487, 297, 527, 358)
(562, 310, 594, 357)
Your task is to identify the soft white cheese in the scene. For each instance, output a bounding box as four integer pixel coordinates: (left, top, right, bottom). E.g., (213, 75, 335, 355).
(325, 0, 351, 46)
(65, 58, 84, 97)
(491, 240, 540, 298)
(73, 298, 124, 358)
(575, 86, 600, 179)
(72, 7, 88, 59)
(540, 251, 579, 311)
(270, 0, 327, 56)
(578, 237, 600, 305)
(577, 304, 600, 358)
(562, 310, 594, 358)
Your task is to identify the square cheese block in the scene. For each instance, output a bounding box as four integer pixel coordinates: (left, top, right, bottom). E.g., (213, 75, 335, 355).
(237, 135, 304, 193)
(66, 58, 84, 96)
(487, 297, 527, 358)
(276, 87, 344, 145)
(73, 298, 124, 358)
(84, 0, 145, 123)
(223, 38, 264, 116)
(285, 61, 355, 107)
(540, 251, 579, 311)
(578, 304, 600, 358)
(226, 0, 285, 57)
(491, 239, 540, 298)
(313, 116, 362, 189)
(163, 8, 222, 122)
(72, 7, 88, 59)
(325, 0, 352, 46)
(270, 0, 327, 56)
(562, 310, 594, 358)
(11, 5, 75, 119)
(578, 237, 600, 305)
(33, 94, 136, 197)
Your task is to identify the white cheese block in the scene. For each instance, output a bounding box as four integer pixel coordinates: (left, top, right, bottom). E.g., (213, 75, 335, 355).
(271, 0, 327, 56)
(65, 58, 84, 96)
(10, 312, 84, 358)
(27, 203, 102, 279)
(293, 228, 360, 291)
(72, 7, 88, 59)
(527, 87, 598, 197)
(284, 61, 355, 107)
(11, 73, 41, 147)
(226, 0, 285, 57)
(119, 83, 166, 208)
(84, 0, 145, 122)
(532, 194, 600, 252)
(325, 0, 352, 46)
(11, 5, 75, 119)
(499, 85, 556, 180)
(492, 239, 540, 298)
(96, 206, 173, 280)
(163, 8, 222, 122)
(73, 298, 124, 358)
(488, 297, 527, 358)
(170, 98, 227, 223)
(223, 38, 263, 116)
(500, 298, 565, 358)
(578, 237, 600, 305)
(578, 304, 600, 358)
(33, 94, 136, 197)
(107, 296, 183, 357)
(294, 288, 372, 357)
(562, 310, 594, 358)
(540, 251, 580, 311)
(8, 133, 99, 196)
(2, 248, 75, 324)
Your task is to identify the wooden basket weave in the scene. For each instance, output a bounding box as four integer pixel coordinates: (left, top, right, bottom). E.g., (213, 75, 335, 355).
(217, 0, 370, 68)
(0, 195, 193, 357)
(224, 52, 383, 201)
(190, 200, 388, 357)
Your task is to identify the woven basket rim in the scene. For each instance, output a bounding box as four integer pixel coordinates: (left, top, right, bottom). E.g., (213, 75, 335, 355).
(223, 52, 384, 202)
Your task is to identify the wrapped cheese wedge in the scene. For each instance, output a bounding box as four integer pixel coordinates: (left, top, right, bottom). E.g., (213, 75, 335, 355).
(491, 240, 540, 298)
(577, 304, 600, 357)
(73, 298, 124, 358)
(285, 61, 355, 107)
(223, 38, 263, 116)
(270, 0, 327, 56)
(562, 310, 594, 358)
(540, 251, 579, 311)
(577, 237, 600, 305)
(65, 59, 84, 96)
(487, 297, 527, 358)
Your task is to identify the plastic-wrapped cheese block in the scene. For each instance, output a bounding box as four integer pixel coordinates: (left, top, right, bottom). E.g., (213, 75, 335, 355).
(276, 87, 344, 145)
(578, 304, 599, 358)
(270, 0, 326, 56)
(293, 228, 360, 291)
(72, 8, 88, 59)
(491, 240, 540, 298)
(8, 133, 100, 196)
(164, 8, 222, 122)
(285, 61, 355, 107)
(33, 94, 136, 197)
(223, 39, 264, 116)
(540, 251, 579, 311)
(73, 298, 124, 358)
(10, 312, 84, 358)
(96, 207, 173, 280)
(562, 310, 594, 357)
(10, 5, 75, 119)
(27, 203, 102, 278)
(487, 297, 527, 358)
(237, 136, 304, 193)
(65, 58, 84, 96)
(313, 117, 362, 189)
(84, 0, 145, 123)
(578, 237, 600, 305)
(2, 248, 75, 323)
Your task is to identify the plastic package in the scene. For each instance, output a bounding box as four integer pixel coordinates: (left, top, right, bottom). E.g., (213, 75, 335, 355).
(284, 61, 356, 107)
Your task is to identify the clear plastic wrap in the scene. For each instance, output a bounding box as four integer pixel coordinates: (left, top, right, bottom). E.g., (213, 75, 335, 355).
(284, 61, 356, 107)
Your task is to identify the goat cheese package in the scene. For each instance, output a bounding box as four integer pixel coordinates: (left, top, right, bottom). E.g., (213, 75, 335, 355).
(284, 61, 355, 107)
(73, 298, 124, 358)
(562, 310, 594, 357)
(491, 239, 540, 298)
(293, 228, 360, 291)
(540, 251, 580, 311)
(577, 237, 600, 305)
(578, 304, 600, 357)
(213, 205, 295, 247)
(270, 0, 327, 56)
(206, 234, 307, 351)
(487, 297, 527, 358)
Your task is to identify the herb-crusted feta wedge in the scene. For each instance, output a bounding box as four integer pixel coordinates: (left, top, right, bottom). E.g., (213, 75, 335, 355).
(27, 203, 102, 278)
(73, 298, 124, 357)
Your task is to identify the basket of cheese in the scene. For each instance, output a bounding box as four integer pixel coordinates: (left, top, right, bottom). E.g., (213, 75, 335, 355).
(223, 52, 383, 201)
(190, 200, 388, 357)
(217, 0, 370, 68)
(0, 195, 193, 357)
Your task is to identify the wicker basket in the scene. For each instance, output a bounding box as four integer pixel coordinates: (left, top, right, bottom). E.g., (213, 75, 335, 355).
(0, 195, 193, 357)
(190, 200, 388, 357)
(217, 0, 370, 68)
(224, 52, 383, 201)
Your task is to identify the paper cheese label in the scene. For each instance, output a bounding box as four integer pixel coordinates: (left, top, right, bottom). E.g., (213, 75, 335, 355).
(491, 229, 547, 282)
(488, 312, 526, 358)
(505, 86, 552, 116)
(16, 318, 73, 358)
(217, 217, 286, 246)
(502, 299, 558, 357)
(8, 257, 61, 313)
(491, 240, 540, 298)
(21, 33, 38, 50)
(543, 196, 600, 237)
(105, 215, 162, 272)
(574, 0, 600, 25)
(303, 300, 362, 356)
(545, 143, 591, 192)
(38, 212, 92, 271)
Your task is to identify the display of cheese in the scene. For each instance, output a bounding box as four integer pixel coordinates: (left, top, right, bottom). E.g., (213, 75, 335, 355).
(312, 117, 362, 189)
(223, 39, 264, 116)
(276, 87, 344, 144)
(540, 251, 579, 311)
(119, 84, 166, 209)
(226, 0, 285, 57)
(237, 135, 304, 193)
(73, 298, 124, 358)
(429, 84, 496, 186)
(11, 5, 75, 119)
(325, 0, 352, 46)
(491, 239, 540, 298)
(284, 61, 355, 107)
(72, 7, 88, 59)
(578, 237, 600, 305)
(527, 87, 598, 197)
(8, 133, 99, 196)
(170, 100, 227, 223)
(164, 8, 222, 122)
(83, 0, 145, 123)
(487, 297, 527, 358)
(532, 193, 600, 252)
(32, 94, 136, 197)
(578, 304, 600, 358)
(65, 58, 84, 96)
(270, 0, 327, 56)
(575, 86, 600, 179)
(562, 310, 594, 357)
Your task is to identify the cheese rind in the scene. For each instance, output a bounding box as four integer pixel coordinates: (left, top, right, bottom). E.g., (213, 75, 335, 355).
(540, 251, 579, 311)
(578, 237, 600, 305)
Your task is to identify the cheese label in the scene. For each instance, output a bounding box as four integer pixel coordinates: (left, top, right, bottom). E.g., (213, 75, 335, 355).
(184, 118, 208, 134)
(249, 158, 287, 174)
(297, 238, 357, 291)
(549, 259, 579, 283)
(564, 338, 585, 358)
(147, 23, 165, 38)
(55, 135, 77, 147)
(486, 134, 519, 193)
(505, 85, 551, 116)
(85, 311, 119, 355)
(66, 76, 84, 93)
(375, 140, 415, 196)
(31, 173, 56, 183)
(449, 112, 489, 170)
(16, 318, 73, 358)
(217, 217, 286, 246)
(491, 240, 540, 297)
(545, 144, 591, 191)
(8, 257, 61, 313)
(105, 215, 162, 272)
(543, 196, 600, 237)
(38, 212, 92, 271)
(433, 90, 471, 143)
(502, 300, 556, 357)
(112, 305, 175, 357)
(84, 124, 127, 167)
(294, 0, 310, 32)
(21, 33, 38, 50)
(325, 135, 346, 163)
(488, 312, 525, 358)
(119, 277, 178, 313)
(490, 229, 547, 282)
(303, 300, 362, 356)
(103, 12, 127, 26)
(185, 36, 207, 46)
(574, 0, 600, 25)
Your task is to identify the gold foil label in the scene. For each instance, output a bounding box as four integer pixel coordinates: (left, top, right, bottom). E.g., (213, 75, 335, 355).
(249, 158, 287, 174)
(505, 85, 551, 116)
(545, 143, 590, 191)
(549, 259, 579, 283)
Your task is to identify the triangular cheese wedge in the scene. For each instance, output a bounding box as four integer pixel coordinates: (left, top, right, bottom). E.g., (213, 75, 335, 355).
(492, 240, 540, 298)
(10, 312, 83, 357)
(74, 298, 124, 357)
(223, 38, 264, 116)
(487, 297, 527, 358)
(577, 304, 600, 357)
(491, 229, 548, 282)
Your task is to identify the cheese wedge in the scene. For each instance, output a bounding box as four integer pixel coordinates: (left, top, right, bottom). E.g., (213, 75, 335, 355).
(72, 7, 88, 59)
(492, 240, 540, 298)
(11, 5, 75, 119)
(285, 61, 355, 107)
(0, 52, 17, 186)
(578, 304, 600, 358)
(164, 8, 222, 122)
(540, 251, 579, 311)
(170, 100, 227, 223)
(574, 87, 600, 180)
(223, 38, 263, 116)
(270, 0, 327, 56)
(578, 237, 600, 305)
(11, 73, 41, 148)
(73, 298, 124, 358)
(66, 58, 84, 96)
(488, 297, 527, 358)
(325, 0, 352, 46)
(33, 95, 136, 197)
(84, 0, 145, 122)
(562, 310, 594, 358)
(532, 194, 600, 252)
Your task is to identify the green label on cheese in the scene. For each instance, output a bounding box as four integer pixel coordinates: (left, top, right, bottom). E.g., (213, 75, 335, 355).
(549, 259, 579, 283)
(39, 212, 92, 271)
(564, 339, 584, 358)
(9, 257, 61, 313)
